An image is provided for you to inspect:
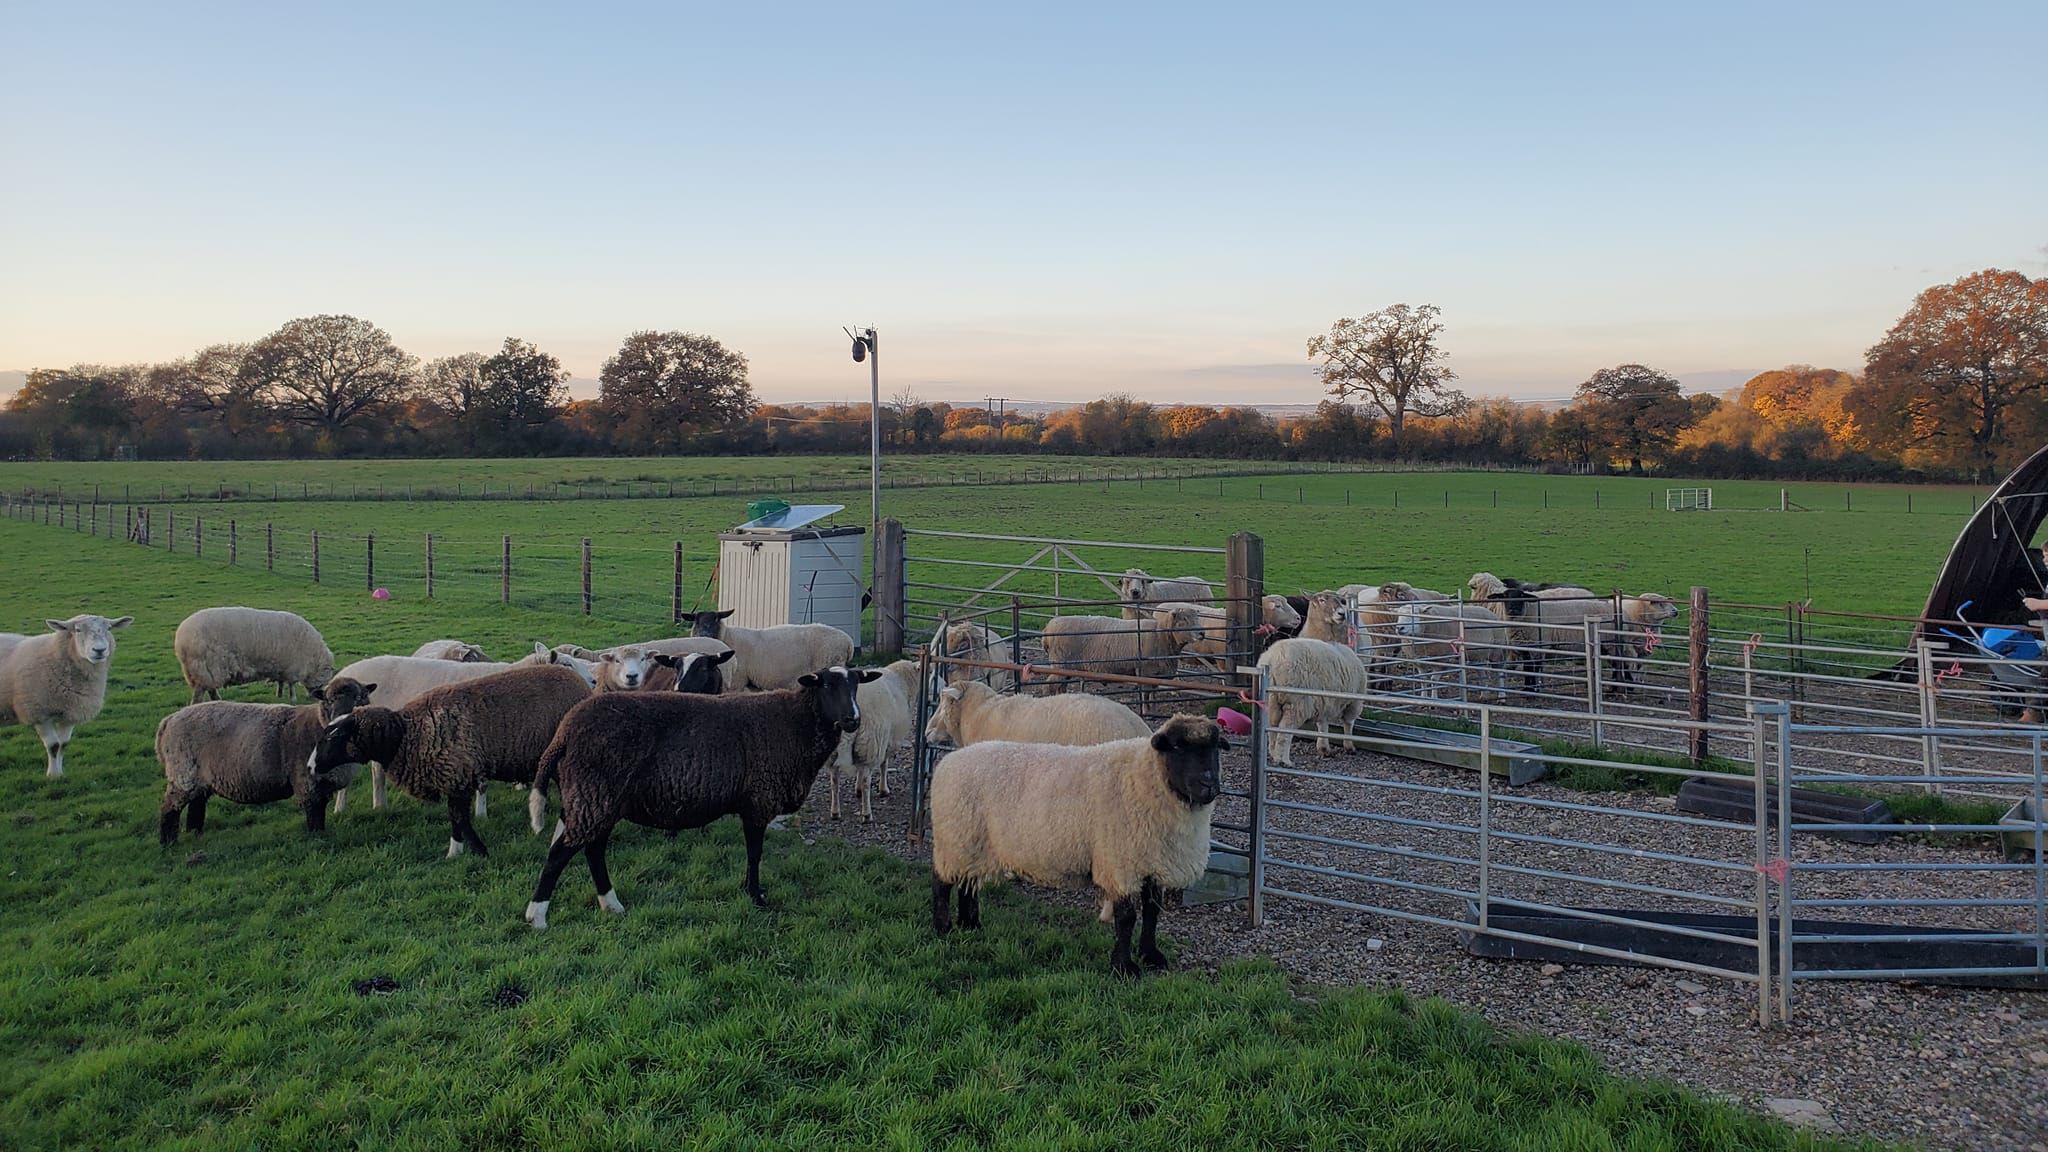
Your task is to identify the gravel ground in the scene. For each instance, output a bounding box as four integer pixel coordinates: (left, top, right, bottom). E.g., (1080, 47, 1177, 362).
(796, 736, 2048, 1152)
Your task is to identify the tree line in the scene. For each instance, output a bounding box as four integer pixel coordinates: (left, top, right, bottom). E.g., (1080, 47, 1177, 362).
(7, 268, 2043, 481)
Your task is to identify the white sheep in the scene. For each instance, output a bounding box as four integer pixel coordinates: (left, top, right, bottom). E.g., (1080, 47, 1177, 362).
(686, 611, 853, 691)
(939, 620, 1018, 693)
(924, 680, 1150, 748)
(1394, 601, 1516, 698)
(1038, 610, 1200, 688)
(1609, 593, 1680, 689)
(554, 637, 743, 693)
(1254, 636, 1366, 767)
(173, 607, 335, 704)
(328, 645, 596, 813)
(827, 660, 921, 821)
(928, 714, 1227, 975)
(0, 613, 131, 777)
(412, 640, 489, 662)
(1117, 568, 1214, 620)
(1160, 596, 1302, 660)
(1466, 573, 1614, 689)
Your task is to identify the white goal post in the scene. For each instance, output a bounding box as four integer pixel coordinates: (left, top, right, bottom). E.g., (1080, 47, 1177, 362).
(1665, 487, 1713, 512)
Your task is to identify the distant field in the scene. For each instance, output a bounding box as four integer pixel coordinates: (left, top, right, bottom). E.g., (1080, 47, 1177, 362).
(0, 519, 1860, 1150)
(8, 465, 1982, 624)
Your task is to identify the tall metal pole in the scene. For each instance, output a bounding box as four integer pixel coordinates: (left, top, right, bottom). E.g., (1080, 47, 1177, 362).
(867, 327, 881, 646)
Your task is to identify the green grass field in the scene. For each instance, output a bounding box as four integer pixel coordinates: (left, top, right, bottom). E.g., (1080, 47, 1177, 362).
(0, 514, 1884, 1149)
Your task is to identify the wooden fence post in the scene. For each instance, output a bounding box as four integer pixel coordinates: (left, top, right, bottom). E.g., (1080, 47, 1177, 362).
(1226, 531, 1266, 682)
(672, 541, 684, 625)
(229, 520, 237, 565)
(168, 510, 176, 550)
(311, 530, 320, 582)
(501, 536, 511, 604)
(581, 538, 593, 614)
(194, 515, 202, 557)
(266, 523, 274, 571)
(1688, 585, 1710, 764)
(366, 533, 376, 590)
(425, 534, 435, 598)
(874, 518, 906, 657)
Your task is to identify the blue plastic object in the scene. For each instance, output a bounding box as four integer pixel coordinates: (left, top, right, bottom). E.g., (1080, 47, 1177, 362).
(1980, 627, 2042, 661)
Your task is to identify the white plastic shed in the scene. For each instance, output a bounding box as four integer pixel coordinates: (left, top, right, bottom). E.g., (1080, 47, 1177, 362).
(717, 504, 866, 646)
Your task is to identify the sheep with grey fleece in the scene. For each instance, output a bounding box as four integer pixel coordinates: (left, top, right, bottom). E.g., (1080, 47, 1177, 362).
(928, 714, 1226, 975)
(523, 665, 875, 929)
(938, 619, 1017, 693)
(174, 607, 335, 704)
(0, 613, 132, 778)
(412, 640, 489, 662)
(1117, 568, 1213, 620)
(924, 680, 1150, 749)
(685, 611, 854, 691)
(1254, 635, 1367, 768)
(308, 663, 595, 858)
(156, 677, 374, 844)
(828, 659, 921, 821)
(328, 645, 596, 813)
(1036, 608, 1202, 688)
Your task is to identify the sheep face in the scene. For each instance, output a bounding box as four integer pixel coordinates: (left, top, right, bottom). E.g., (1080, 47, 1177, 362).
(308, 710, 397, 782)
(799, 666, 881, 734)
(656, 649, 733, 694)
(1117, 569, 1150, 607)
(924, 683, 977, 744)
(601, 646, 656, 690)
(1306, 592, 1346, 634)
(46, 614, 131, 666)
(1467, 573, 1507, 599)
(687, 609, 736, 640)
(1263, 595, 1302, 633)
(311, 677, 375, 723)
(1634, 594, 1678, 626)
(454, 644, 487, 663)
(537, 645, 599, 687)
(1150, 715, 1226, 808)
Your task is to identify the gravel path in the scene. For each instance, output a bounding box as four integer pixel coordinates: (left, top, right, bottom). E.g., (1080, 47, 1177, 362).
(797, 739, 2048, 1152)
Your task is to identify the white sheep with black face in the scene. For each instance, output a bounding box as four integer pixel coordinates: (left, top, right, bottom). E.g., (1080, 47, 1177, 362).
(0, 613, 132, 778)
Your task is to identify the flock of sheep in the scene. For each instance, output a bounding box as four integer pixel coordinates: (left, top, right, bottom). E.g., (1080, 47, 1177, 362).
(0, 600, 1230, 975)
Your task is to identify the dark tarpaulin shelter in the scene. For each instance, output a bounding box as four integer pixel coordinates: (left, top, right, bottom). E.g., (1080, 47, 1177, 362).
(1917, 441, 2048, 644)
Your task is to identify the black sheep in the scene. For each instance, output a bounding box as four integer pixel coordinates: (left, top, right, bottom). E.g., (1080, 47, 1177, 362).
(523, 665, 876, 929)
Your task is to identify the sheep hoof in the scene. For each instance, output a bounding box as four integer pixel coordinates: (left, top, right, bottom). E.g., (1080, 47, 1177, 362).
(1140, 947, 1171, 971)
(524, 901, 549, 930)
(1111, 955, 1142, 979)
(597, 890, 625, 915)
(446, 838, 465, 859)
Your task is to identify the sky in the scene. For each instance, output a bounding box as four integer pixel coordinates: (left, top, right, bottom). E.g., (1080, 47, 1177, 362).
(3, 1, 2044, 406)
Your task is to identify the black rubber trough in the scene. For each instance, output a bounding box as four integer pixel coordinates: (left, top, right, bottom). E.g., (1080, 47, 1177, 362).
(1674, 776, 1896, 844)
(1459, 901, 2046, 989)
(1351, 719, 1549, 786)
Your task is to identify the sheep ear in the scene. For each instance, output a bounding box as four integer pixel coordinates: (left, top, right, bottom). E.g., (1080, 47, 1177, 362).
(309, 685, 326, 700)
(939, 685, 963, 700)
(798, 673, 820, 688)
(652, 652, 678, 667)
(45, 619, 71, 632)
(361, 683, 378, 695)
(108, 616, 133, 629)
(716, 609, 735, 619)
(712, 649, 735, 664)
(533, 641, 550, 657)
(1150, 730, 1174, 753)
(599, 652, 617, 663)
(858, 669, 884, 683)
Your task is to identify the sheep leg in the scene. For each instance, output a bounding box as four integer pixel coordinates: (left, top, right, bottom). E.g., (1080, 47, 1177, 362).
(930, 873, 955, 935)
(189, 686, 206, 706)
(472, 789, 488, 820)
(858, 761, 874, 823)
(158, 789, 190, 846)
(370, 765, 388, 810)
(186, 794, 209, 837)
(1138, 877, 1168, 970)
(1109, 895, 1141, 978)
(446, 791, 488, 858)
(741, 818, 769, 908)
(303, 787, 329, 834)
(526, 836, 583, 930)
(956, 882, 980, 931)
(585, 829, 624, 915)
(527, 786, 546, 835)
(34, 720, 70, 778)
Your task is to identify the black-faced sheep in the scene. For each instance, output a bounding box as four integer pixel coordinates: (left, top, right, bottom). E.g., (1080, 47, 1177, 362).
(308, 664, 593, 858)
(1, 614, 132, 778)
(155, 677, 375, 844)
(685, 611, 855, 691)
(928, 714, 1226, 976)
(1117, 569, 1214, 620)
(554, 638, 741, 694)
(523, 666, 875, 929)
(173, 607, 335, 704)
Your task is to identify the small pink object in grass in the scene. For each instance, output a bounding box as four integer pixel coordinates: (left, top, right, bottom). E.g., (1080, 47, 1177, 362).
(1215, 707, 1253, 737)
(371, 587, 391, 600)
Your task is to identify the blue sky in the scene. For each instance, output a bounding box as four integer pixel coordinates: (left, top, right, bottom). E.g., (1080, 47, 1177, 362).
(3, 1, 2043, 404)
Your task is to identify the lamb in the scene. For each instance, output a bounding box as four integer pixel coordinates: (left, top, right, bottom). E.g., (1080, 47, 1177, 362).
(938, 619, 1017, 693)
(927, 714, 1226, 975)
(328, 645, 598, 812)
(0, 613, 132, 777)
(1038, 609, 1201, 688)
(554, 637, 742, 694)
(412, 640, 489, 662)
(924, 680, 1150, 749)
(686, 611, 854, 691)
(828, 659, 921, 821)
(173, 607, 335, 704)
(1117, 568, 1214, 620)
(155, 677, 374, 844)
(1394, 601, 1516, 698)
(1361, 582, 1452, 691)
(1254, 636, 1367, 767)
(308, 663, 595, 858)
(522, 665, 875, 929)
